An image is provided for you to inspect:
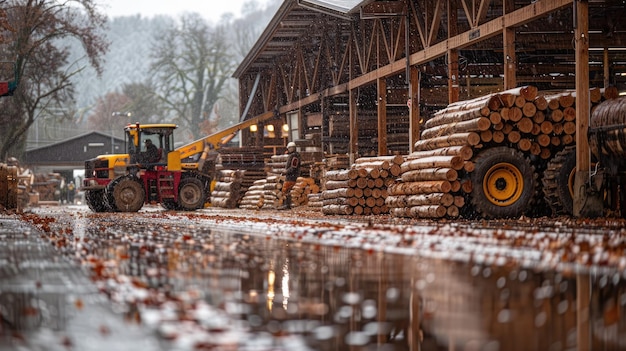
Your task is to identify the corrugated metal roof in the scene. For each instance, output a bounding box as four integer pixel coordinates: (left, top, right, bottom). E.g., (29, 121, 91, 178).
(233, 0, 373, 78)
(299, 0, 364, 13)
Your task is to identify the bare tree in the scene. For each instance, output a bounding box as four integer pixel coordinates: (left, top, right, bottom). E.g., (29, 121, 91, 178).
(86, 91, 131, 134)
(0, 0, 108, 160)
(121, 81, 164, 123)
(150, 13, 235, 141)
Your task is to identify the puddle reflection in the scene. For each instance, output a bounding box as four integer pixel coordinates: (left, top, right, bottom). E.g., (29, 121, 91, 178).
(82, 221, 626, 351)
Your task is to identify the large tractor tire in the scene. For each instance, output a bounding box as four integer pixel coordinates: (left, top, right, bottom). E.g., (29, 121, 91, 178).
(470, 147, 536, 218)
(107, 176, 145, 212)
(542, 146, 576, 216)
(160, 199, 180, 211)
(177, 176, 206, 210)
(85, 189, 109, 212)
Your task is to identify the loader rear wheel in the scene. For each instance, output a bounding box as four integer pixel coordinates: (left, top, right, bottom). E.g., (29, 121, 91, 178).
(471, 147, 536, 218)
(542, 146, 576, 215)
(178, 176, 205, 210)
(109, 176, 144, 212)
(85, 189, 109, 212)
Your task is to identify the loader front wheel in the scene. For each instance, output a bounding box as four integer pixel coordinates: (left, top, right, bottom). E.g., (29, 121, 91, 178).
(178, 176, 205, 210)
(85, 189, 109, 212)
(471, 147, 536, 218)
(109, 176, 145, 212)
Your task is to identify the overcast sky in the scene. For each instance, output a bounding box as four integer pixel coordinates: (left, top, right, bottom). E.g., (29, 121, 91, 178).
(99, 0, 272, 23)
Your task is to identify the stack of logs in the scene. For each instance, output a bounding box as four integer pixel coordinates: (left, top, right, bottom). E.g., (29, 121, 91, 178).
(291, 177, 320, 207)
(210, 169, 245, 208)
(239, 178, 266, 209)
(0, 163, 18, 210)
(307, 193, 323, 208)
(218, 147, 266, 193)
(387, 85, 617, 219)
(32, 173, 63, 202)
(239, 154, 288, 209)
(322, 155, 403, 215)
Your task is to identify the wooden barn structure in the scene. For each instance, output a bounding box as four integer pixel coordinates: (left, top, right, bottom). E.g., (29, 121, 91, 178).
(234, 0, 626, 189)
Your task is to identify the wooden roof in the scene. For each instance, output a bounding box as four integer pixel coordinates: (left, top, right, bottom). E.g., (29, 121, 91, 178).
(235, 0, 626, 87)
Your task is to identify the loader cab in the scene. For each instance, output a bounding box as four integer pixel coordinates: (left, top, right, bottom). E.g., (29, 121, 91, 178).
(124, 123, 177, 167)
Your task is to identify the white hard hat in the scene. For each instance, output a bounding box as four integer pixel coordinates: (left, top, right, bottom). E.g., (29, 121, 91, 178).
(287, 142, 296, 148)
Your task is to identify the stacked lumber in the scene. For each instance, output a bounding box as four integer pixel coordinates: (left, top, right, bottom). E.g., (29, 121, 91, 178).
(210, 170, 245, 208)
(322, 155, 403, 216)
(291, 177, 320, 206)
(239, 179, 266, 209)
(324, 154, 350, 170)
(218, 147, 266, 194)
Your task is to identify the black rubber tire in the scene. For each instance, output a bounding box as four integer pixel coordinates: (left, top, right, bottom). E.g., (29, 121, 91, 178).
(108, 176, 145, 212)
(542, 146, 576, 215)
(177, 176, 205, 210)
(160, 199, 180, 211)
(470, 146, 536, 218)
(85, 189, 109, 212)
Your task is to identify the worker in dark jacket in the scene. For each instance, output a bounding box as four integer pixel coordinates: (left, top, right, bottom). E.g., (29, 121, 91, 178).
(139, 139, 160, 164)
(279, 141, 301, 210)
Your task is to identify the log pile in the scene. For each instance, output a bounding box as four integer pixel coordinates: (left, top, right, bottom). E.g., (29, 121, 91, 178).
(239, 179, 266, 209)
(31, 173, 63, 202)
(0, 163, 18, 210)
(291, 177, 320, 207)
(307, 193, 323, 208)
(387, 86, 616, 219)
(266, 154, 289, 175)
(210, 170, 245, 208)
(238, 154, 289, 210)
(322, 155, 403, 216)
(260, 175, 285, 209)
(218, 147, 266, 194)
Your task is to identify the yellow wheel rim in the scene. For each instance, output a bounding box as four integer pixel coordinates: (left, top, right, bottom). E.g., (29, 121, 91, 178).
(567, 166, 576, 198)
(483, 162, 524, 206)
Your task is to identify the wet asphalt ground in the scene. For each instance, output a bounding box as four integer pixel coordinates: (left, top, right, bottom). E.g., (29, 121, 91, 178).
(0, 211, 160, 351)
(1, 204, 625, 350)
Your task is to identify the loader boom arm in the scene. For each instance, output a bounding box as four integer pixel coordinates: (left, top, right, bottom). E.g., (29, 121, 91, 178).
(176, 110, 276, 163)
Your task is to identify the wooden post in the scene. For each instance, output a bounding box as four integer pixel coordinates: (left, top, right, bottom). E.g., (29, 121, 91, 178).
(503, 27, 516, 90)
(409, 66, 420, 152)
(448, 49, 459, 103)
(349, 88, 358, 164)
(603, 45, 610, 88)
(573, 0, 590, 217)
(378, 77, 388, 155)
(503, 1, 516, 89)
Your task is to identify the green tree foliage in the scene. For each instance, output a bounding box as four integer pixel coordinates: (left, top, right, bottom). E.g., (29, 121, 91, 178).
(149, 13, 235, 141)
(0, 0, 108, 160)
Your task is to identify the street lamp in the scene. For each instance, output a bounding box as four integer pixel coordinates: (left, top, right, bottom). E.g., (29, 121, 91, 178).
(110, 112, 133, 153)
